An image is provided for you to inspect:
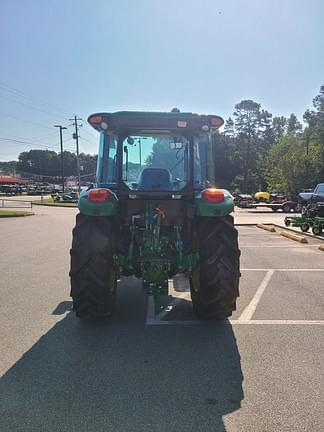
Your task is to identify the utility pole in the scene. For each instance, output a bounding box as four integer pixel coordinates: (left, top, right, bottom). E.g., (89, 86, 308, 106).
(69, 115, 82, 193)
(54, 125, 67, 192)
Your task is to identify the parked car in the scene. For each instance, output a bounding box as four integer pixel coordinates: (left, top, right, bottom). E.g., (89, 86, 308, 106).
(233, 193, 254, 207)
(51, 192, 78, 203)
(298, 183, 324, 213)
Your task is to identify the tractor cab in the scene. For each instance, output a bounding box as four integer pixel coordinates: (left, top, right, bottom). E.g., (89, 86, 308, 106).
(88, 111, 224, 196)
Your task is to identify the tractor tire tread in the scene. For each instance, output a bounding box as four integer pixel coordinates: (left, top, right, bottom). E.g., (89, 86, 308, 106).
(69, 213, 117, 319)
(191, 215, 240, 319)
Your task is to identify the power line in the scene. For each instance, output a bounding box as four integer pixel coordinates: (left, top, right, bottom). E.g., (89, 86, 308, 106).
(78, 120, 97, 154)
(80, 119, 99, 139)
(78, 136, 89, 153)
(0, 130, 72, 146)
(62, 137, 74, 144)
(80, 135, 95, 145)
(0, 131, 57, 142)
(0, 93, 68, 120)
(0, 112, 55, 131)
(0, 137, 74, 154)
(79, 134, 99, 153)
(0, 81, 73, 119)
(82, 127, 98, 140)
(29, 132, 58, 141)
(0, 136, 61, 149)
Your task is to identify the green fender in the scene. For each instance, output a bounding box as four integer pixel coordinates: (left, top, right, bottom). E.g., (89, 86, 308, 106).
(78, 188, 118, 216)
(195, 189, 234, 216)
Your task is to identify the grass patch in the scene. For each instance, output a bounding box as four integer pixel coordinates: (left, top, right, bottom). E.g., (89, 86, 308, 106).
(32, 198, 77, 207)
(0, 210, 34, 217)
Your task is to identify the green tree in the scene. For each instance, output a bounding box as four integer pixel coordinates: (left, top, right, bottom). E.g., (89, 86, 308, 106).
(212, 132, 238, 189)
(17, 150, 59, 176)
(265, 134, 309, 196)
(0, 161, 17, 175)
(271, 116, 287, 142)
(16, 149, 97, 180)
(232, 100, 272, 192)
(303, 85, 324, 179)
(60, 151, 77, 176)
(224, 117, 235, 137)
(79, 153, 97, 177)
(287, 113, 303, 136)
(264, 87, 324, 196)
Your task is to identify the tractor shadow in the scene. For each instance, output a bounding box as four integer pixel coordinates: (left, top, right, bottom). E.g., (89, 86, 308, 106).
(52, 300, 73, 315)
(0, 280, 244, 432)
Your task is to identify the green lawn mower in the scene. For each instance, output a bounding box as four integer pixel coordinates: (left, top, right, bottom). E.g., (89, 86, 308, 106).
(285, 202, 324, 235)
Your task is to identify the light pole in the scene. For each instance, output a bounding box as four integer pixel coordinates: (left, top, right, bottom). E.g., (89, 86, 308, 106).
(69, 115, 82, 193)
(54, 125, 67, 192)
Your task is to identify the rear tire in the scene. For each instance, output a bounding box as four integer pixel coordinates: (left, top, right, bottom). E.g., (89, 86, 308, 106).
(69, 214, 117, 319)
(300, 223, 310, 232)
(294, 202, 302, 213)
(282, 203, 291, 213)
(190, 216, 240, 319)
(312, 225, 322, 236)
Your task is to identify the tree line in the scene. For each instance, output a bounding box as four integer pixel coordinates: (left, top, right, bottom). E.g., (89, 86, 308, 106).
(0, 150, 97, 179)
(214, 85, 324, 197)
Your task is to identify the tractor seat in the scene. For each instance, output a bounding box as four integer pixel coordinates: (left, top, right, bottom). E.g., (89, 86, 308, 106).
(137, 168, 173, 190)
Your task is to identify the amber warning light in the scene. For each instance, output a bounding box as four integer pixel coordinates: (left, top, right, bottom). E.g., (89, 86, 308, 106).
(202, 188, 225, 203)
(88, 188, 110, 203)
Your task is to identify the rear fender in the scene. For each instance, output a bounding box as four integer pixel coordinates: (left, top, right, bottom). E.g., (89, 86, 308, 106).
(78, 188, 118, 216)
(195, 189, 234, 216)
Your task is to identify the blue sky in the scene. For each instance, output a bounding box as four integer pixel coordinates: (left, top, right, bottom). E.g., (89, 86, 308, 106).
(0, 0, 323, 161)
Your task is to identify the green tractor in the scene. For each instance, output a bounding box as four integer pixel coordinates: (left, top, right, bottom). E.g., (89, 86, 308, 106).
(69, 111, 240, 319)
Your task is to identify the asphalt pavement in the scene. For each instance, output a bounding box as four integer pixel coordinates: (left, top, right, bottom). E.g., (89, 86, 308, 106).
(0, 205, 323, 431)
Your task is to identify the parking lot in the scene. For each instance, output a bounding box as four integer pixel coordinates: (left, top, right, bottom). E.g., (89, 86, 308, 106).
(0, 207, 323, 431)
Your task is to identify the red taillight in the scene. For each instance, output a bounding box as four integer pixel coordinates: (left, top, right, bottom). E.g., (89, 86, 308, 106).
(202, 188, 225, 203)
(88, 188, 110, 203)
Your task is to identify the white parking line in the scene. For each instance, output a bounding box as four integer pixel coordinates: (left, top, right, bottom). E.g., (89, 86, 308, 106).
(242, 268, 324, 271)
(241, 245, 320, 248)
(146, 319, 324, 326)
(154, 292, 191, 321)
(232, 320, 324, 325)
(239, 270, 274, 321)
(146, 268, 324, 326)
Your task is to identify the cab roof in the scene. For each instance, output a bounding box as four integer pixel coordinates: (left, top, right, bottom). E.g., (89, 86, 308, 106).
(88, 111, 224, 134)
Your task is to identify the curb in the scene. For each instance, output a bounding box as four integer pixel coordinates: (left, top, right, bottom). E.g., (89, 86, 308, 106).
(273, 223, 324, 241)
(280, 230, 308, 243)
(32, 201, 77, 208)
(257, 224, 276, 232)
(0, 212, 34, 218)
